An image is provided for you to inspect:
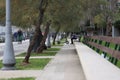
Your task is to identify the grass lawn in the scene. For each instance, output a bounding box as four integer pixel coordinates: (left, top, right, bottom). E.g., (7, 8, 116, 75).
(16, 47, 60, 57)
(0, 77, 35, 80)
(117, 60, 120, 68)
(16, 51, 57, 57)
(52, 44, 64, 46)
(46, 48, 60, 51)
(0, 58, 51, 70)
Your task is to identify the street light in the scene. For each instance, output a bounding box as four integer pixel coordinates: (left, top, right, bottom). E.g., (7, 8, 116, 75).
(1, 0, 16, 70)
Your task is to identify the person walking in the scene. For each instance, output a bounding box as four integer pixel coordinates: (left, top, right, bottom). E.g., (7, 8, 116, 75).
(13, 32, 17, 42)
(17, 29, 23, 44)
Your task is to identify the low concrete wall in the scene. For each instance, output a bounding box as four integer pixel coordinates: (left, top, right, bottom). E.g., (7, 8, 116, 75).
(74, 42, 120, 80)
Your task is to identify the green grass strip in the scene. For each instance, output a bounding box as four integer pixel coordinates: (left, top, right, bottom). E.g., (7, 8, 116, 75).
(52, 44, 64, 46)
(0, 77, 35, 80)
(16, 47, 60, 57)
(0, 58, 51, 70)
(46, 48, 60, 51)
(17, 51, 57, 57)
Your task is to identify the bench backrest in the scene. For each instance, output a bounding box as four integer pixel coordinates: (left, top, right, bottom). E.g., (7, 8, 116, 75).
(83, 36, 120, 65)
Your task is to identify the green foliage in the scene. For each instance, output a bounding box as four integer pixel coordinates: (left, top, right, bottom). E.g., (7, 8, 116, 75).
(11, 0, 40, 28)
(114, 13, 120, 21)
(0, 0, 113, 32)
(114, 20, 120, 29)
(80, 36, 84, 42)
(94, 14, 106, 28)
(46, 0, 82, 32)
(85, 20, 90, 26)
(79, 0, 110, 29)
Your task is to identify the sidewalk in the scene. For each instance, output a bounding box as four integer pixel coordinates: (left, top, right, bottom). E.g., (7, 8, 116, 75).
(0, 44, 86, 80)
(36, 44, 86, 80)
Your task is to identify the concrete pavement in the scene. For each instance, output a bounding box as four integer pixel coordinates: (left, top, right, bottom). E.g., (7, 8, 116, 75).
(0, 44, 86, 80)
(36, 44, 86, 80)
(0, 70, 42, 79)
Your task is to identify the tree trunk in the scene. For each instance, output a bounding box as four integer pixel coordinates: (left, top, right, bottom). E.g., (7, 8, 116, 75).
(52, 26, 60, 45)
(36, 21, 51, 53)
(23, 0, 48, 63)
(106, 17, 112, 36)
(32, 34, 43, 52)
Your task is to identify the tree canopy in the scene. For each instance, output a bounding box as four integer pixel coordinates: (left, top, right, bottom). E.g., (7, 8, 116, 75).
(0, 0, 119, 32)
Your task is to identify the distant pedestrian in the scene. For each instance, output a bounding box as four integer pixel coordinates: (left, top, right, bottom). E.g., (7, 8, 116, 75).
(71, 34, 77, 44)
(17, 29, 23, 44)
(13, 32, 17, 42)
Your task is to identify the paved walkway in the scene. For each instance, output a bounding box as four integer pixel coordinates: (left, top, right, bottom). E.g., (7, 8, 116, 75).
(36, 44, 86, 80)
(0, 44, 86, 80)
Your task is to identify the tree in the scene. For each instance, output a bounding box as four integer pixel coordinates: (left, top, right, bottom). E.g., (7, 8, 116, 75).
(0, 0, 83, 64)
(1, 0, 115, 64)
(23, 0, 49, 64)
(0, 0, 5, 25)
(36, 20, 51, 53)
(11, 0, 40, 28)
(45, 0, 82, 44)
(78, 0, 115, 35)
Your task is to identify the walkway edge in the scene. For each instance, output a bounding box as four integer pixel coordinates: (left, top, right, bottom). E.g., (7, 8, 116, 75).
(74, 42, 120, 80)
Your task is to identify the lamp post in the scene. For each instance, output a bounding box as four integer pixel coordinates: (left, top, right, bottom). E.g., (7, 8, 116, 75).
(2, 0, 16, 70)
